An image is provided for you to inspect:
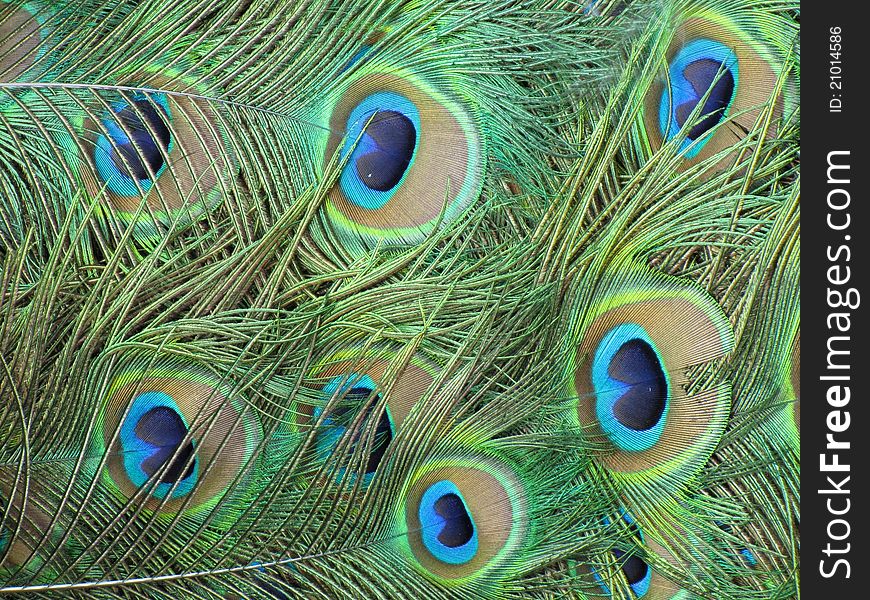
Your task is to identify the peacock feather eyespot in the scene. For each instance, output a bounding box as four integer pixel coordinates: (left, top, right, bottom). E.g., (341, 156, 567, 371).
(613, 514, 652, 598)
(615, 549, 652, 598)
(592, 323, 670, 452)
(418, 481, 479, 565)
(94, 93, 174, 197)
(313, 373, 395, 481)
(97, 360, 262, 515)
(591, 548, 653, 598)
(320, 67, 484, 251)
(641, 13, 790, 176)
(589, 512, 654, 598)
(658, 39, 738, 157)
(569, 267, 735, 489)
(339, 93, 420, 207)
(299, 350, 439, 484)
(73, 66, 237, 242)
(118, 390, 198, 500)
(398, 455, 527, 584)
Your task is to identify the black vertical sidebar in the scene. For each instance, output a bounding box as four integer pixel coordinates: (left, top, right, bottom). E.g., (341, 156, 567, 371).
(803, 3, 867, 597)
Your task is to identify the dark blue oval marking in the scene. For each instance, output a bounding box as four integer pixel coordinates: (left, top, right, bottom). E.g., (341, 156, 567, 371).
(419, 480, 479, 564)
(592, 324, 670, 452)
(119, 390, 198, 499)
(95, 93, 173, 196)
(658, 39, 738, 157)
(338, 92, 421, 209)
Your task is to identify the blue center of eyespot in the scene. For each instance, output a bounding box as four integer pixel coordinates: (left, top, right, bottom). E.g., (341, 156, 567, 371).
(612, 549, 652, 597)
(658, 39, 738, 158)
(315, 374, 394, 482)
(94, 93, 173, 197)
(592, 324, 669, 452)
(339, 92, 420, 209)
(353, 111, 416, 192)
(119, 391, 198, 499)
(136, 407, 196, 483)
(592, 512, 652, 598)
(418, 480, 478, 565)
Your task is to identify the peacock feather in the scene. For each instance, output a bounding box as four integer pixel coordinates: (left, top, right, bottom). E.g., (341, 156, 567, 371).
(1, 0, 799, 598)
